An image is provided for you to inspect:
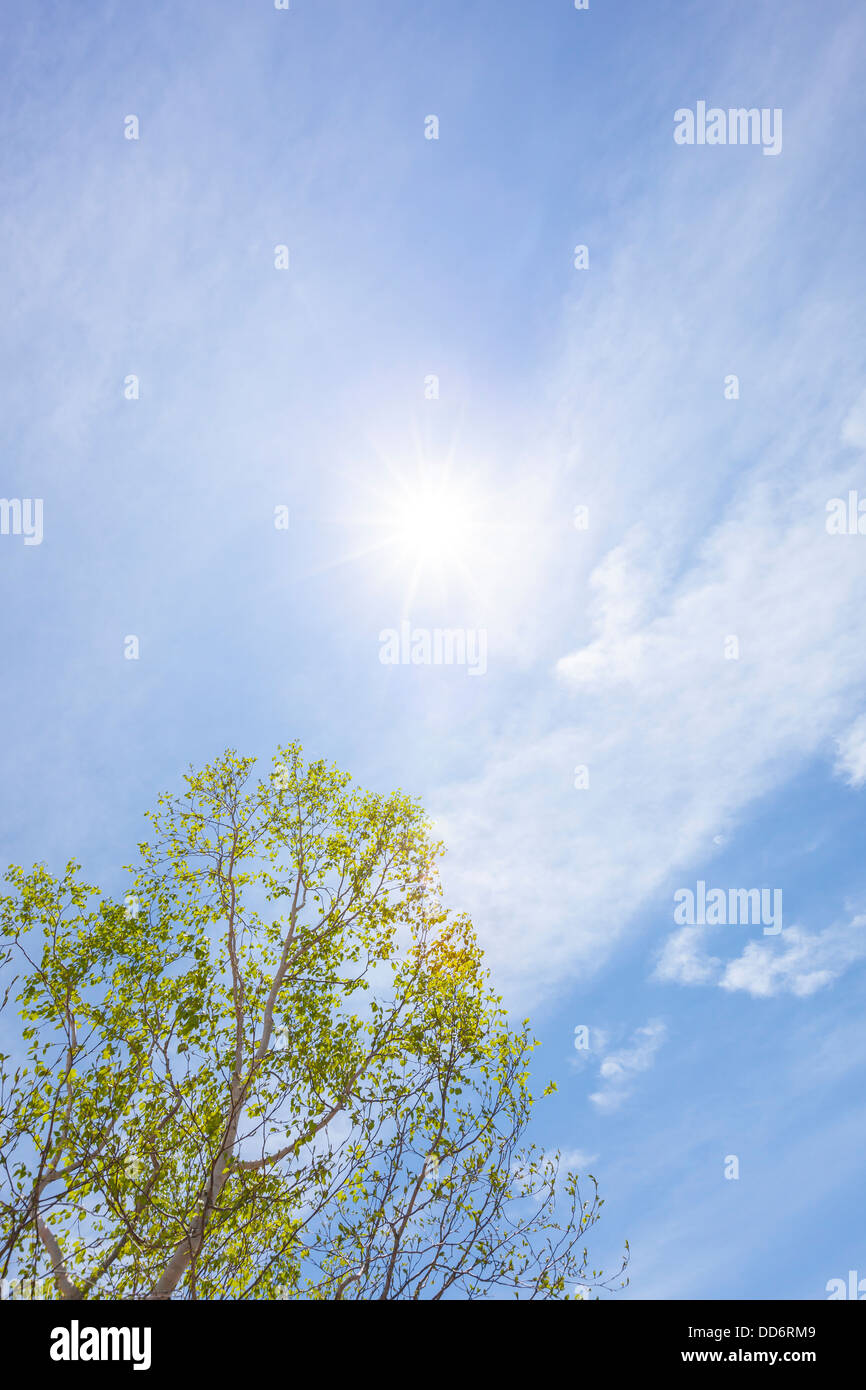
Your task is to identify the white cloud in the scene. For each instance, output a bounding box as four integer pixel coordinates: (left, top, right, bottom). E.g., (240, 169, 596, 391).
(720, 918, 866, 998)
(556, 1147, 599, 1174)
(654, 928, 722, 986)
(589, 1020, 666, 1112)
(436, 463, 866, 1007)
(429, 31, 866, 1013)
(834, 714, 866, 788)
(654, 916, 866, 998)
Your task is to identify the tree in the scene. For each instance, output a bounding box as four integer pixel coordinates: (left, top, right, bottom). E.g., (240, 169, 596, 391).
(0, 743, 628, 1300)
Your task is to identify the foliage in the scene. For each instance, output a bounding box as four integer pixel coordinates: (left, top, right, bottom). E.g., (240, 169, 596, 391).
(0, 744, 627, 1300)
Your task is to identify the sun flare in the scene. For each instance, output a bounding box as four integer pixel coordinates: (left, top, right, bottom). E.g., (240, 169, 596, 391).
(315, 455, 492, 611)
(390, 484, 475, 566)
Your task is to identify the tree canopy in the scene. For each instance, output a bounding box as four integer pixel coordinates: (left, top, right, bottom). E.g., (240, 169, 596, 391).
(0, 744, 627, 1300)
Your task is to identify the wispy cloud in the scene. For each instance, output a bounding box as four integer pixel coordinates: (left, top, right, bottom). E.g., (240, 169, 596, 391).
(654, 927, 722, 987)
(430, 22, 866, 1010)
(834, 714, 866, 788)
(589, 1020, 667, 1112)
(437, 421, 866, 1006)
(654, 916, 866, 998)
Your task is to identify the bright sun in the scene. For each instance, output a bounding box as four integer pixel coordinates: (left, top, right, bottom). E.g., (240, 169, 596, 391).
(322, 462, 488, 610)
(391, 484, 474, 565)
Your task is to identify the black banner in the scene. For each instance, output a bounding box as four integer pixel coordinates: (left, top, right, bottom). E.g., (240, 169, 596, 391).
(1, 1299, 861, 1378)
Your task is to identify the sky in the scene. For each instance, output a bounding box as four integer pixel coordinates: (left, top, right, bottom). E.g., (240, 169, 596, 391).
(2, 0, 865, 1300)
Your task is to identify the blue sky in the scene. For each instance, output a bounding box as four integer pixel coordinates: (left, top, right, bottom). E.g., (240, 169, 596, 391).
(2, 0, 866, 1299)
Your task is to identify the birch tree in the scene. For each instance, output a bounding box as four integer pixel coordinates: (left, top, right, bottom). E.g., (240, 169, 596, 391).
(0, 744, 627, 1300)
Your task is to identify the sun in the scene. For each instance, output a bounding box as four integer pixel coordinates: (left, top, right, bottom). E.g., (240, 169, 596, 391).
(308, 453, 491, 611)
(390, 483, 475, 566)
